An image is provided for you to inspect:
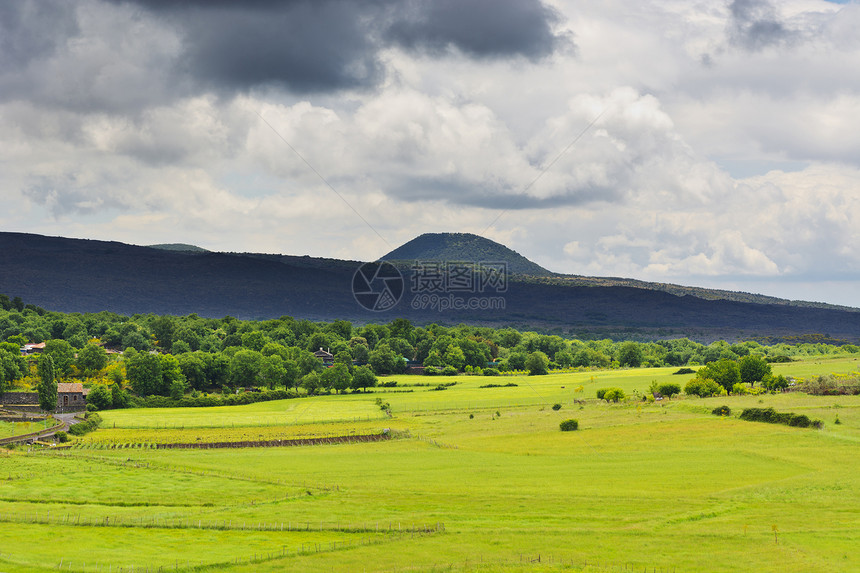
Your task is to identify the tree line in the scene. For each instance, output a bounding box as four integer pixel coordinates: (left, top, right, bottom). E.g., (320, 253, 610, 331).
(1, 294, 857, 410)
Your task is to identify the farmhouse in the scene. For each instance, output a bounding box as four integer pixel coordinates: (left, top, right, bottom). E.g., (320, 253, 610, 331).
(56, 383, 86, 413)
(21, 342, 46, 355)
(314, 347, 334, 365)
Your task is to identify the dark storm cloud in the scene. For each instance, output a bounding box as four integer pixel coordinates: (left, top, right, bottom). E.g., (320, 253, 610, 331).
(728, 0, 797, 51)
(111, 0, 567, 93)
(384, 0, 567, 60)
(134, 1, 385, 93)
(0, 2, 79, 97)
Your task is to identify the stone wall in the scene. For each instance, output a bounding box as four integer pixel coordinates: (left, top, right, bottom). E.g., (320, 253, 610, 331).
(0, 392, 39, 406)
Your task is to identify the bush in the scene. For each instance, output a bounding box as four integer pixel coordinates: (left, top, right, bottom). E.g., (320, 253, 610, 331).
(739, 407, 822, 429)
(685, 378, 721, 397)
(673, 368, 695, 375)
(54, 431, 69, 443)
(711, 405, 731, 416)
(603, 388, 625, 402)
(68, 412, 102, 436)
(657, 383, 681, 398)
(731, 383, 747, 395)
(798, 374, 860, 396)
(441, 365, 458, 376)
(559, 419, 579, 431)
(596, 388, 608, 400)
(552, 403, 562, 411)
(483, 368, 500, 376)
(762, 374, 789, 391)
(423, 366, 441, 376)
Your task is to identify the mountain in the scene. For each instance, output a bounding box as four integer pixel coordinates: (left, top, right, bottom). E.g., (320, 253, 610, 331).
(382, 232, 552, 276)
(1, 231, 859, 342)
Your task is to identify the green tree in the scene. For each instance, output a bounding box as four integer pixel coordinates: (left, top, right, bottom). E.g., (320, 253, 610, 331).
(697, 359, 740, 393)
(76, 343, 108, 374)
(150, 316, 176, 351)
(321, 363, 352, 393)
(350, 343, 370, 364)
(525, 351, 549, 376)
(37, 354, 57, 411)
(44, 339, 75, 377)
(241, 331, 270, 352)
(125, 352, 163, 397)
(228, 349, 263, 388)
(334, 350, 354, 370)
(442, 344, 466, 370)
(178, 352, 207, 390)
(738, 355, 771, 386)
(260, 355, 287, 389)
(301, 371, 322, 395)
(86, 384, 112, 410)
(370, 343, 399, 374)
(0, 348, 26, 394)
(351, 365, 377, 392)
(202, 352, 230, 388)
(423, 350, 444, 368)
(618, 342, 644, 368)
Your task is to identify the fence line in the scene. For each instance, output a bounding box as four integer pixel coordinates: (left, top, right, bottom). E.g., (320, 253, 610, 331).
(0, 511, 444, 536)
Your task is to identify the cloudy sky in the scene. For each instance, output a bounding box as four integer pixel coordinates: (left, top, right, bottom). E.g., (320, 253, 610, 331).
(2, 0, 860, 307)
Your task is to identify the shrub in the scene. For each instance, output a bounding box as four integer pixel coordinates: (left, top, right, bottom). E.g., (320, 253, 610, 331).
(673, 367, 695, 375)
(559, 419, 579, 431)
(799, 374, 860, 396)
(685, 378, 721, 397)
(68, 412, 103, 436)
(657, 383, 681, 398)
(380, 380, 398, 387)
(441, 365, 458, 376)
(423, 367, 440, 376)
(603, 388, 625, 402)
(711, 405, 731, 416)
(552, 403, 562, 411)
(739, 407, 822, 429)
(483, 368, 500, 376)
(732, 383, 747, 395)
(596, 388, 608, 400)
(54, 431, 68, 443)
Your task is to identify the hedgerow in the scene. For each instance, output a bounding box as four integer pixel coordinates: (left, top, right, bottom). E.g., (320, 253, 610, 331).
(738, 407, 822, 429)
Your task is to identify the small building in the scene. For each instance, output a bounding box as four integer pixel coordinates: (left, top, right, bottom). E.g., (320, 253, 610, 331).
(313, 347, 334, 365)
(21, 342, 46, 355)
(56, 383, 86, 413)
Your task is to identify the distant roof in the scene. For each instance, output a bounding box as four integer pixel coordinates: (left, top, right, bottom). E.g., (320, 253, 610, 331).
(57, 383, 84, 393)
(313, 348, 333, 359)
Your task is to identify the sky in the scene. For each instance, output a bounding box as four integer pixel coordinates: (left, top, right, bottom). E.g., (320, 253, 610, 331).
(2, 0, 860, 307)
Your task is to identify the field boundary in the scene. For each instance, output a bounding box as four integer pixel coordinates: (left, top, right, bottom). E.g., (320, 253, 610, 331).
(59, 431, 400, 450)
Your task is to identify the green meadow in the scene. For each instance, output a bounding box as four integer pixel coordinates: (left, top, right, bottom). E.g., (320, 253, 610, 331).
(1, 357, 859, 572)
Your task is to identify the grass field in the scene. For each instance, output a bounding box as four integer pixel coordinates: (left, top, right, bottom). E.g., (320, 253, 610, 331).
(1, 356, 858, 572)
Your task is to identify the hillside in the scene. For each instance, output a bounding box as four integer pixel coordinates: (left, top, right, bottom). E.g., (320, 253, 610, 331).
(2, 231, 859, 341)
(147, 243, 209, 253)
(382, 232, 552, 276)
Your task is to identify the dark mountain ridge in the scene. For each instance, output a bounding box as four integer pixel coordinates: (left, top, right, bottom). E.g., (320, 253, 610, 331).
(2, 231, 858, 342)
(382, 232, 552, 276)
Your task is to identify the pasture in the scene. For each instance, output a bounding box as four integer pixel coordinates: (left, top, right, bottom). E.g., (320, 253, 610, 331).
(1, 357, 858, 572)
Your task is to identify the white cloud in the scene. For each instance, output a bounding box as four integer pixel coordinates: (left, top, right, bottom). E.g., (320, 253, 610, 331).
(2, 0, 860, 306)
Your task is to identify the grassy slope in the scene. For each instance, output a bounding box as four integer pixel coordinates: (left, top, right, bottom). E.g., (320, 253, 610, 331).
(1, 356, 858, 572)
